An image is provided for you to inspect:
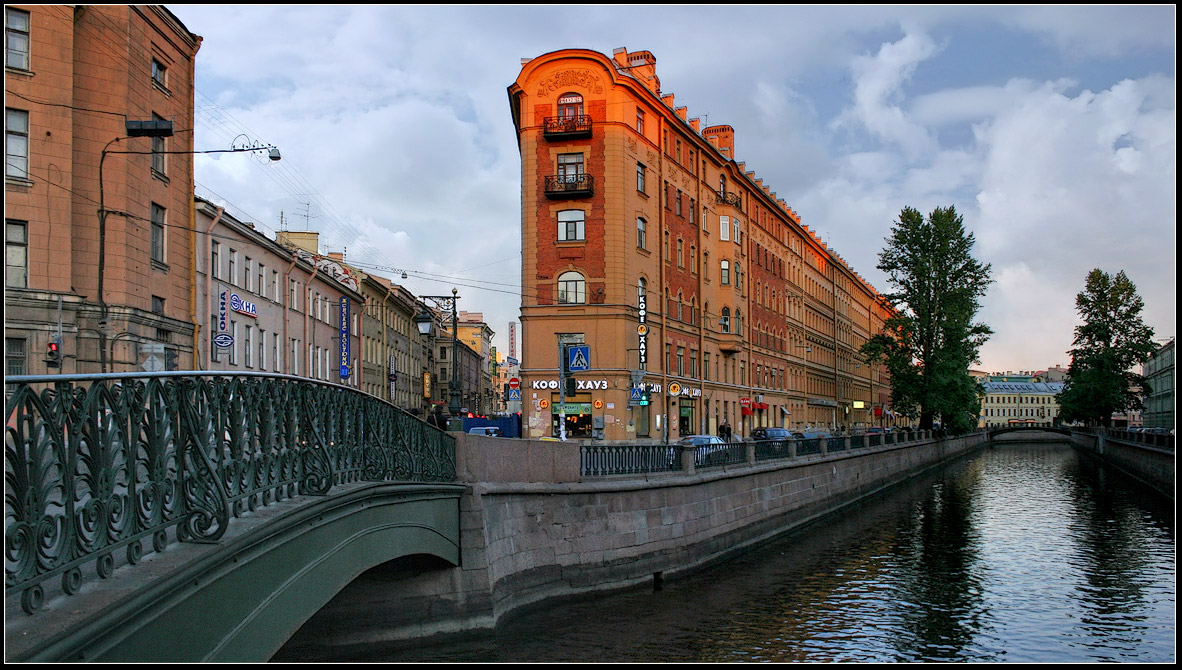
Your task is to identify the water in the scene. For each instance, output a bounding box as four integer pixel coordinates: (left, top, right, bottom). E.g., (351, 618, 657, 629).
(292, 443, 1176, 662)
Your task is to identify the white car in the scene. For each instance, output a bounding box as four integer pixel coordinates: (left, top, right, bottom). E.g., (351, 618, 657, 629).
(467, 426, 503, 437)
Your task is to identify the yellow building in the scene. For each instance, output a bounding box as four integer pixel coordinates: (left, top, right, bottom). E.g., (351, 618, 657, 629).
(979, 378, 1065, 428)
(509, 47, 893, 441)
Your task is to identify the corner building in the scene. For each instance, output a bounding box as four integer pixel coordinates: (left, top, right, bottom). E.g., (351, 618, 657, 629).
(509, 47, 893, 441)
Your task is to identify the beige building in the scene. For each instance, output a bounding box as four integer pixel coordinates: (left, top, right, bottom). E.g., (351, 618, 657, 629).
(978, 377, 1065, 428)
(508, 47, 893, 441)
(194, 199, 363, 385)
(5, 5, 199, 375)
(348, 270, 432, 414)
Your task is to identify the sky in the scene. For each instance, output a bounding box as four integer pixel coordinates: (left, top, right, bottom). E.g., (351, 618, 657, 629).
(167, 5, 1176, 374)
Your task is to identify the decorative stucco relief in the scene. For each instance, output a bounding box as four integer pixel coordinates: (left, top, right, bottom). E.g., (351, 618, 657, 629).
(536, 69, 604, 98)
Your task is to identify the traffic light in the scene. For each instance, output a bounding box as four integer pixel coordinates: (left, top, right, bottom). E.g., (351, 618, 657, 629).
(564, 376, 577, 396)
(45, 340, 61, 368)
(639, 390, 650, 406)
(164, 348, 178, 371)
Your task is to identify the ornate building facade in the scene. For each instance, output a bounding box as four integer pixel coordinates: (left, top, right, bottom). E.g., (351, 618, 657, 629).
(508, 47, 893, 441)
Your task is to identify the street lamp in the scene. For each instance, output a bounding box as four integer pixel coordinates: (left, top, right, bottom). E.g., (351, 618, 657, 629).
(95, 121, 280, 372)
(420, 289, 461, 422)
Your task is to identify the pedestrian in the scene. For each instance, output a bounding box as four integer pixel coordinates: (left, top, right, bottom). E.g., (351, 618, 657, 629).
(427, 405, 446, 430)
(720, 420, 731, 442)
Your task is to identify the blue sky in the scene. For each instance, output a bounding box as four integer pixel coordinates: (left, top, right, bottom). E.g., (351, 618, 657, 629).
(168, 5, 1176, 373)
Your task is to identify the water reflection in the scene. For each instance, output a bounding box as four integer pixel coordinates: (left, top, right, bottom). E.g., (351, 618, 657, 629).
(281, 442, 1174, 663)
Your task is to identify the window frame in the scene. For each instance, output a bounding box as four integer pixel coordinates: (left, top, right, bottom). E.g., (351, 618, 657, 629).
(6, 107, 29, 180)
(557, 209, 585, 242)
(150, 203, 166, 266)
(557, 271, 586, 304)
(5, 8, 30, 71)
(636, 217, 647, 249)
(6, 219, 28, 288)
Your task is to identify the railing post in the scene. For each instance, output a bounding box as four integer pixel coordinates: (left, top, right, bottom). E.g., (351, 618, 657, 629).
(679, 444, 695, 475)
(746, 440, 756, 464)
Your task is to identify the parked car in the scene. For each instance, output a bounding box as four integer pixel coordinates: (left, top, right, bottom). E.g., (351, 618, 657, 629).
(467, 426, 503, 437)
(751, 427, 794, 442)
(675, 434, 731, 467)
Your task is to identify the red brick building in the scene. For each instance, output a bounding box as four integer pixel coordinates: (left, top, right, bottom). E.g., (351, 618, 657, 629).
(508, 47, 894, 441)
(5, 5, 199, 374)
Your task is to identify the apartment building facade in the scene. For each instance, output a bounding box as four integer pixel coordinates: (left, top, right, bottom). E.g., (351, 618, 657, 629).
(194, 198, 363, 385)
(508, 47, 893, 441)
(5, 5, 199, 375)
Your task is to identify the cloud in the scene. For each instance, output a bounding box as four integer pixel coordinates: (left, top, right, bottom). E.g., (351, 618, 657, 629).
(833, 26, 940, 158)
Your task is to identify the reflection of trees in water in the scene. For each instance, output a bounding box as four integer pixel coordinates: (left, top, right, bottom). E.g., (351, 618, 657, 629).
(1061, 452, 1174, 655)
(885, 462, 991, 661)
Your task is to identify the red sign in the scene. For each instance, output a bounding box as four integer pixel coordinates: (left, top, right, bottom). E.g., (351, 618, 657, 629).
(509, 377, 520, 389)
(740, 397, 752, 408)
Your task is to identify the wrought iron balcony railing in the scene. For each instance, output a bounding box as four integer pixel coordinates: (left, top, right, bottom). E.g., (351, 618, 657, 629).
(715, 189, 742, 210)
(544, 173, 595, 199)
(543, 115, 593, 139)
(4, 371, 455, 614)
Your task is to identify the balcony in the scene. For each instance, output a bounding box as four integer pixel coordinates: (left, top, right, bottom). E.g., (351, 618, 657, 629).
(717, 330, 743, 353)
(543, 115, 593, 139)
(545, 174, 595, 199)
(715, 189, 742, 211)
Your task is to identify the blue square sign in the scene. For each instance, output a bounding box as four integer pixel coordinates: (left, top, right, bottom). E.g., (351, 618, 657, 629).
(567, 345, 591, 372)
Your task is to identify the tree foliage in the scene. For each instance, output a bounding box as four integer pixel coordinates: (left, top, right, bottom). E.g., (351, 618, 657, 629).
(1057, 269, 1156, 426)
(860, 206, 992, 433)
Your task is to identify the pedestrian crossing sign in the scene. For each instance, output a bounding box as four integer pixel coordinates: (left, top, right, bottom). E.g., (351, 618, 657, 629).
(567, 345, 590, 372)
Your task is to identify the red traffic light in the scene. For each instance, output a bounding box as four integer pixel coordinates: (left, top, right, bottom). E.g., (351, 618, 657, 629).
(47, 342, 59, 353)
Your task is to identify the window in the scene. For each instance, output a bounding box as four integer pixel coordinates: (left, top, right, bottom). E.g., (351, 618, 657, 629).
(151, 113, 167, 176)
(245, 257, 253, 291)
(6, 219, 27, 288)
(244, 325, 253, 368)
(676, 190, 682, 216)
(6, 108, 29, 179)
(689, 199, 695, 225)
(557, 153, 584, 183)
(557, 271, 585, 304)
(720, 215, 730, 241)
(229, 250, 237, 286)
(5, 8, 29, 70)
(257, 263, 265, 296)
(259, 329, 267, 371)
(557, 92, 583, 118)
(557, 210, 585, 241)
(676, 238, 683, 267)
(210, 241, 220, 280)
(720, 307, 731, 333)
(151, 58, 167, 89)
(720, 260, 730, 285)
(637, 217, 646, 249)
(636, 162, 646, 193)
(733, 217, 741, 244)
(150, 203, 166, 264)
(151, 295, 165, 314)
(636, 108, 645, 134)
(675, 139, 681, 164)
(6, 337, 25, 376)
(677, 347, 684, 376)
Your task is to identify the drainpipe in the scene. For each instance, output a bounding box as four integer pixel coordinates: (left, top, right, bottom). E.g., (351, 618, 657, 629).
(281, 252, 297, 374)
(194, 203, 224, 370)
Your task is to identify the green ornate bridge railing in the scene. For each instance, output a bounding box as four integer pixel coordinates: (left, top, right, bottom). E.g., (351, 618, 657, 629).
(4, 371, 455, 615)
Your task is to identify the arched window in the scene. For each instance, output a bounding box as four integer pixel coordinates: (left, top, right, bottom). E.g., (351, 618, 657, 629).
(638, 277, 647, 304)
(719, 174, 726, 194)
(720, 307, 731, 333)
(557, 271, 585, 304)
(557, 92, 583, 118)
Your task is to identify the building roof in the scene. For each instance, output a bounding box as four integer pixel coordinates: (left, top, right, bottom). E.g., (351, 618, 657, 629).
(982, 381, 1064, 394)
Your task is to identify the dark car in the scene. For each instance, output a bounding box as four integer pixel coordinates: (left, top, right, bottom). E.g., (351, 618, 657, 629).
(751, 427, 793, 442)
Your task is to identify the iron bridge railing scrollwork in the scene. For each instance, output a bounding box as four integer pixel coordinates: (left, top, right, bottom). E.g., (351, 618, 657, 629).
(4, 371, 456, 615)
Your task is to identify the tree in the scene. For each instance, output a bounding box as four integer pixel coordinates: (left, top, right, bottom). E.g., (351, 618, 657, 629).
(860, 206, 992, 433)
(1057, 269, 1156, 427)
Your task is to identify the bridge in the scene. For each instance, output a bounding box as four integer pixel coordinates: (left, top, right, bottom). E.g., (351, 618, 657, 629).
(5, 372, 460, 662)
(8, 374, 1172, 660)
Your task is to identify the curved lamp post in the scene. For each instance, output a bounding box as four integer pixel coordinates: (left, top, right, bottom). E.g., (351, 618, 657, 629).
(418, 289, 461, 420)
(96, 120, 279, 372)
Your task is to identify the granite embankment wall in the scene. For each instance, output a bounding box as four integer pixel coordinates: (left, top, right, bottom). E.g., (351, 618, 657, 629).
(284, 433, 986, 651)
(1068, 430, 1174, 498)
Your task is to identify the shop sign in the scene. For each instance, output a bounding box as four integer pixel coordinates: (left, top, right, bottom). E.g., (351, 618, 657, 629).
(667, 382, 701, 398)
(218, 288, 229, 332)
(740, 397, 752, 408)
(551, 402, 592, 414)
(531, 379, 609, 390)
(637, 286, 647, 369)
(228, 293, 258, 318)
(423, 371, 432, 398)
(339, 296, 351, 379)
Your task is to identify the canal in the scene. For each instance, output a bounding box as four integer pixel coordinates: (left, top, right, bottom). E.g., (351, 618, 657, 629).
(280, 441, 1175, 662)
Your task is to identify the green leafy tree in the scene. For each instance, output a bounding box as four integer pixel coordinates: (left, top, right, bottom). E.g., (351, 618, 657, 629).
(1057, 269, 1156, 427)
(861, 206, 993, 433)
